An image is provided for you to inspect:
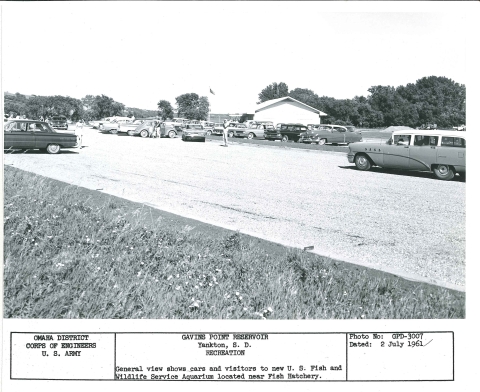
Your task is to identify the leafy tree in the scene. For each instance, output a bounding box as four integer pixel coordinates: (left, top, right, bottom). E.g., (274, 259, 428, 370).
(157, 100, 174, 120)
(81, 94, 125, 120)
(288, 88, 320, 109)
(257, 82, 289, 103)
(175, 93, 210, 120)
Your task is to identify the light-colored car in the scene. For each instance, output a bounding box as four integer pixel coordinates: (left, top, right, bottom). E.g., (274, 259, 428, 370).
(234, 124, 265, 139)
(128, 120, 177, 138)
(212, 123, 224, 135)
(182, 124, 206, 142)
(347, 130, 466, 181)
(200, 121, 214, 135)
(231, 123, 248, 138)
(99, 118, 133, 134)
(118, 120, 145, 134)
(299, 124, 362, 145)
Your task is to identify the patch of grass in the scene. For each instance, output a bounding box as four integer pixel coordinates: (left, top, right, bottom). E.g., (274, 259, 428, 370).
(3, 166, 465, 319)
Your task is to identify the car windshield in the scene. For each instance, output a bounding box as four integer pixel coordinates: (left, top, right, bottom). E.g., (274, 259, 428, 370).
(344, 126, 356, 132)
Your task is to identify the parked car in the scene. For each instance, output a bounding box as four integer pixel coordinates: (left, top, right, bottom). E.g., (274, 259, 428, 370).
(212, 123, 224, 135)
(265, 123, 308, 142)
(231, 123, 249, 137)
(4, 119, 80, 154)
(99, 118, 134, 134)
(118, 120, 145, 134)
(347, 130, 466, 181)
(201, 121, 214, 135)
(49, 115, 68, 130)
(234, 124, 265, 139)
(299, 124, 363, 145)
(182, 124, 206, 142)
(128, 120, 177, 138)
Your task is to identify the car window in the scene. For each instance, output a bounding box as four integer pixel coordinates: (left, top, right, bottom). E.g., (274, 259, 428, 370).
(5, 122, 28, 132)
(441, 136, 466, 148)
(393, 134, 412, 145)
(414, 135, 438, 146)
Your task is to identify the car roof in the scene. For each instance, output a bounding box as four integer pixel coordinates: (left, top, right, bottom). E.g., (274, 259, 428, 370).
(6, 119, 48, 124)
(392, 129, 467, 138)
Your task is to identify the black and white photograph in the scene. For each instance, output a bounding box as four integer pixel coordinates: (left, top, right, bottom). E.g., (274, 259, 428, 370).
(1, 1, 477, 390)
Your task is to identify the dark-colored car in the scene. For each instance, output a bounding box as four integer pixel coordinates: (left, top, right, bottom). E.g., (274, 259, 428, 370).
(49, 115, 68, 130)
(4, 119, 80, 154)
(265, 123, 308, 142)
(182, 124, 206, 142)
(299, 124, 363, 145)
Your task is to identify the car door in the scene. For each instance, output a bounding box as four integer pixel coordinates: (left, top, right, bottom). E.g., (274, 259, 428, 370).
(382, 134, 412, 168)
(4, 121, 35, 149)
(437, 136, 466, 170)
(332, 127, 346, 143)
(408, 134, 439, 171)
(34, 122, 57, 149)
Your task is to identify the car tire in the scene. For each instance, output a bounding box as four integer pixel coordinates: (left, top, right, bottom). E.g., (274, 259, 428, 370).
(281, 135, 288, 142)
(433, 164, 455, 181)
(206, 130, 212, 136)
(127, 131, 134, 136)
(110, 129, 118, 134)
(318, 138, 327, 145)
(46, 144, 61, 154)
(168, 130, 176, 139)
(140, 129, 149, 138)
(354, 154, 371, 171)
(247, 132, 254, 140)
(228, 131, 234, 138)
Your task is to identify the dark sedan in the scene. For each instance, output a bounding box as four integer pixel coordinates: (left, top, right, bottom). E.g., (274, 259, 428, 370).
(4, 119, 79, 154)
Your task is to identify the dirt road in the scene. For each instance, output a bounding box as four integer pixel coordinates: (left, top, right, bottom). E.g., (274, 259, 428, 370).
(4, 128, 466, 289)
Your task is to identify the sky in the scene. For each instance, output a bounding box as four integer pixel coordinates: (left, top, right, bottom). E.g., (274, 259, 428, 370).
(1, 2, 476, 115)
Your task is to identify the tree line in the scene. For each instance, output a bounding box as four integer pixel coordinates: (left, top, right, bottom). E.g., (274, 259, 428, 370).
(4, 92, 212, 123)
(257, 76, 466, 128)
(4, 93, 158, 121)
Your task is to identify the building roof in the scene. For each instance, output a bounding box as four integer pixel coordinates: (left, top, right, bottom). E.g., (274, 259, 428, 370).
(255, 96, 328, 116)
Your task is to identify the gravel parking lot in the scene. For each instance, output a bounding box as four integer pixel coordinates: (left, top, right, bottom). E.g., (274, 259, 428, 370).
(4, 128, 466, 289)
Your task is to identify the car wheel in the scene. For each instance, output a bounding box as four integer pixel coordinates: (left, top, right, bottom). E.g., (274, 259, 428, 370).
(433, 164, 455, 181)
(318, 138, 327, 145)
(127, 131, 134, 136)
(168, 130, 176, 138)
(354, 154, 371, 171)
(281, 135, 288, 142)
(110, 128, 118, 134)
(247, 132, 254, 140)
(140, 129, 149, 138)
(46, 144, 61, 154)
(228, 131, 234, 138)
(206, 130, 212, 135)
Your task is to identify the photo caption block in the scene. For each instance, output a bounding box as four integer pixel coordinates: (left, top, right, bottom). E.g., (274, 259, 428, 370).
(11, 332, 115, 380)
(347, 332, 454, 381)
(115, 332, 347, 381)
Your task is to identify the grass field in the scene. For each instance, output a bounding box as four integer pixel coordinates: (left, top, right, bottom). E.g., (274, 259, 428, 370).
(3, 166, 465, 319)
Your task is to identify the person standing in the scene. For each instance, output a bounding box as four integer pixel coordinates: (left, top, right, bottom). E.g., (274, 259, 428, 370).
(222, 119, 230, 147)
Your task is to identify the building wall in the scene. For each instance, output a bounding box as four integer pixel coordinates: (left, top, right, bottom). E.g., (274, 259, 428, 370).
(254, 101, 322, 126)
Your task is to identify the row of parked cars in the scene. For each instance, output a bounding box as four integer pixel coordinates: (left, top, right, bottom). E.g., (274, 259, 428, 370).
(3, 117, 466, 181)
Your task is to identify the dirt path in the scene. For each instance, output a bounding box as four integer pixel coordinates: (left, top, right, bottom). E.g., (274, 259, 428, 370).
(4, 128, 466, 289)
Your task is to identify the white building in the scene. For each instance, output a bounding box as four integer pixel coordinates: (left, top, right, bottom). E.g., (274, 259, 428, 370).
(253, 96, 327, 126)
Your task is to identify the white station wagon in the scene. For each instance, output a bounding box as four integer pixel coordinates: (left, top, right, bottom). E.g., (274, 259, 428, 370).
(347, 130, 466, 180)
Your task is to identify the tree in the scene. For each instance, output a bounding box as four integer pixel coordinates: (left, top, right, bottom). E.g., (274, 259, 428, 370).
(81, 94, 125, 120)
(175, 93, 210, 120)
(288, 88, 319, 109)
(157, 100, 174, 120)
(257, 82, 289, 103)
